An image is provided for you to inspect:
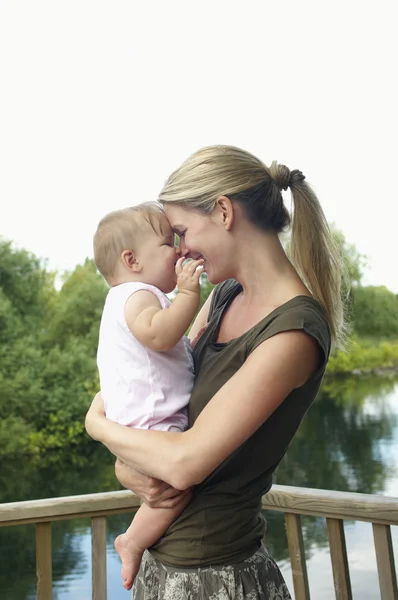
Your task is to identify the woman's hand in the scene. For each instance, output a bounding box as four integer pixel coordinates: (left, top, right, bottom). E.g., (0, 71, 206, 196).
(85, 392, 107, 441)
(115, 458, 190, 508)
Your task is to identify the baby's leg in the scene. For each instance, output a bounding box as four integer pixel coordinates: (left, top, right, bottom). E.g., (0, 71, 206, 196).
(114, 490, 192, 590)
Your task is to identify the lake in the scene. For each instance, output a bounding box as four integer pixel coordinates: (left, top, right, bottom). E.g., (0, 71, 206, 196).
(1, 374, 398, 599)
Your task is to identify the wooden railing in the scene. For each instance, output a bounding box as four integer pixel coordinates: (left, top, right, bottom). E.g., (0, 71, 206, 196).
(1, 485, 397, 600)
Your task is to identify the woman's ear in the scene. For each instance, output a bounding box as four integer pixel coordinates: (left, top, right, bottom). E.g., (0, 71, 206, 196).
(215, 195, 234, 231)
(121, 250, 141, 272)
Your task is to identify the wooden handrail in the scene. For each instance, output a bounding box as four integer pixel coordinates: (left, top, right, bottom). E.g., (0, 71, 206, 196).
(261, 484, 398, 526)
(1, 485, 397, 600)
(1, 485, 398, 527)
(0, 489, 140, 527)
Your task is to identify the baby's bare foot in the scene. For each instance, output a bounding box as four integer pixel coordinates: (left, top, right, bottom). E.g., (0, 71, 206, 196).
(114, 533, 143, 590)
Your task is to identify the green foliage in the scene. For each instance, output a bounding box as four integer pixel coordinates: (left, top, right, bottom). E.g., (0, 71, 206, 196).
(0, 415, 34, 456)
(331, 226, 367, 286)
(352, 285, 398, 338)
(43, 259, 108, 349)
(0, 240, 103, 457)
(1, 228, 398, 458)
(327, 336, 398, 375)
(0, 289, 20, 343)
(0, 237, 56, 322)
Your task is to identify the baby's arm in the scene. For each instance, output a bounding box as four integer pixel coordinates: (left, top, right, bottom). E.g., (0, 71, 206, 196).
(114, 489, 192, 590)
(125, 258, 204, 351)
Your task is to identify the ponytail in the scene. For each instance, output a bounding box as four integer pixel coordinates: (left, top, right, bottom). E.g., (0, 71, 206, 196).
(285, 170, 349, 350)
(159, 145, 349, 349)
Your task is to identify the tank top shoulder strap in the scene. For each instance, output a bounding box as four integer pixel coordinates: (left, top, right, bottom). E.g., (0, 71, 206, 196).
(246, 296, 331, 365)
(110, 282, 170, 310)
(209, 279, 241, 319)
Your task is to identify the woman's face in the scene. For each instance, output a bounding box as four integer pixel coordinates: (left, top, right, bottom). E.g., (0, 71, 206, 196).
(164, 204, 232, 284)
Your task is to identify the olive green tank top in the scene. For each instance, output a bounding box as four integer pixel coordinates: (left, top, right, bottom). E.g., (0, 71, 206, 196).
(151, 279, 331, 567)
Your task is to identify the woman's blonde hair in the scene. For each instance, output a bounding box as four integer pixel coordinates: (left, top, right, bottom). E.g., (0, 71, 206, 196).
(93, 202, 163, 283)
(159, 145, 348, 350)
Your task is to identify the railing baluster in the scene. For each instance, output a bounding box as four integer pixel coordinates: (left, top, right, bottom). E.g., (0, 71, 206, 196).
(91, 516, 107, 600)
(326, 518, 352, 600)
(285, 513, 311, 600)
(35, 522, 52, 600)
(373, 523, 398, 600)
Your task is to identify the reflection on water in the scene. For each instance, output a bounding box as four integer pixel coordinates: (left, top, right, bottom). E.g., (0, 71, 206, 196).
(1, 375, 398, 599)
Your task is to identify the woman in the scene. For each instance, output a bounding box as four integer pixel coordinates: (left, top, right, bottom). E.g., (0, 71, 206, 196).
(85, 145, 347, 599)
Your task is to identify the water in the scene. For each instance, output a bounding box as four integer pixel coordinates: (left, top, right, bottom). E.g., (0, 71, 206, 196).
(1, 374, 398, 599)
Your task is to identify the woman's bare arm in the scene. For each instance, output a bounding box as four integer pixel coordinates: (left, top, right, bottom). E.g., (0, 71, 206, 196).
(114, 459, 190, 507)
(86, 329, 319, 490)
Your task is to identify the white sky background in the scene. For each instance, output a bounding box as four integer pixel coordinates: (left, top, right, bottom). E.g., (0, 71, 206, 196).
(0, 0, 397, 290)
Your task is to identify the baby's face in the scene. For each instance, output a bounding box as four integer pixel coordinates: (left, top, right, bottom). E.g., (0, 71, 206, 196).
(137, 214, 180, 293)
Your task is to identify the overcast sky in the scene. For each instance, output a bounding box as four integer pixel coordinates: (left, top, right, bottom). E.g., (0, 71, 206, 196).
(1, 0, 397, 291)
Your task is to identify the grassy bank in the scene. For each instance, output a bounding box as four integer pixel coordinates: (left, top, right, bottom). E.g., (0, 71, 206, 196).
(326, 337, 398, 376)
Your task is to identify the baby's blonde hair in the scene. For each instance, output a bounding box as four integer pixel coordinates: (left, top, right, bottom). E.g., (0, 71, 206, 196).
(159, 145, 349, 350)
(93, 202, 164, 283)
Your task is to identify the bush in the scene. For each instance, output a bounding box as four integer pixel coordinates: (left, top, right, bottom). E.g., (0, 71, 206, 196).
(353, 286, 398, 338)
(327, 337, 398, 375)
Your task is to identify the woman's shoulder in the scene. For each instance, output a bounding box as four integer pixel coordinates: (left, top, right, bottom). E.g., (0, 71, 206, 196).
(247, 295, 331, 363)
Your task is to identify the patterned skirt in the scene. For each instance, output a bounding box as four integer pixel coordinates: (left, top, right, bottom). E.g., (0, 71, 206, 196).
(131, 545, 292, 600)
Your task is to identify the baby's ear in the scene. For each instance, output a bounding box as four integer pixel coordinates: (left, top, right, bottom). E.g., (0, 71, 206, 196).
(121, 250, 141, 272)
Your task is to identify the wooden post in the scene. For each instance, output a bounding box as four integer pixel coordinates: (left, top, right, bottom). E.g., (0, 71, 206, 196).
(285, 513, 311, 600)
(91, 516, 107, 600)
(36, 522, 52, 600)
(326, 518, 352, 600)
(373, 523, 398, 600)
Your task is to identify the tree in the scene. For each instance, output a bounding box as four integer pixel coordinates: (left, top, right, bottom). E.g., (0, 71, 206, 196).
(0, 241, 105, 456)
(331, 226, 367, 287)
(352, 286, 398, 338)
(43, 259, 107, 349)
(0, 237, 56, 323)
(1, 225, 396, 458)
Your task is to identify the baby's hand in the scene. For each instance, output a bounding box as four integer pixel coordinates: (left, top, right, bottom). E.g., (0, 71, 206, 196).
(175, 257, 204, 295)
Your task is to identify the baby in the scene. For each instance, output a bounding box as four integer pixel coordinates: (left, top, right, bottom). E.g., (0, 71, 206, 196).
(93, 202, 203, 590)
